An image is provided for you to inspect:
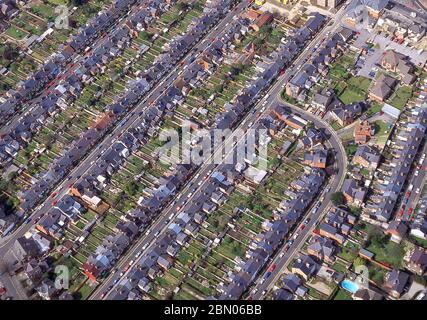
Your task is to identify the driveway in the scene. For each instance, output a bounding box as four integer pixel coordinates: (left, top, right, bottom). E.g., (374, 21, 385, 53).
(401, 281, 426, 300)
(370, 34, 427, 67)
(357, 47, 383, 79)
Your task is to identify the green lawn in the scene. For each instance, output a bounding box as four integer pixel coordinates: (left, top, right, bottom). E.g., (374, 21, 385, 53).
(48, 0, 69, 5)
(77, 283, 94, 300)
(409, 236, 427, 248)
(332, 261, 348, 274)
(388, 85, 413, 110)
(373, 120, 391, 146)
(366, 236, 405, 268)
(338, 246, 358, 262)
(366, 101, 383, 117)
(339, 77, 371, 105)
(5, 26, 28, 40)
(333, 288, 353, 300)
(30, 4, 56, 21)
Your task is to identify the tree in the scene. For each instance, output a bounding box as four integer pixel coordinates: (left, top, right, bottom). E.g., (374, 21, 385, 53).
(2, 45, 18, 61)
(352, 257, 366, 269)
(139, 31, 151, 41)
(8, 171, 19, 181)
(124, 181, 138, 197)
(331, 192, 345, 206)
(0, 179, 7, 193)
(176, 2, 189, 11)
(71, 0, 88, 6)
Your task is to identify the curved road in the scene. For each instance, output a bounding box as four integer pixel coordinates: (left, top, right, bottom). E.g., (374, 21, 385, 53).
(92, 9, 349, 298)
(250, 96, 347, 300)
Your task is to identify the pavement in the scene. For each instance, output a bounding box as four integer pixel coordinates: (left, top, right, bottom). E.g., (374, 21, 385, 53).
(0, 262, 27, 300)
(357, 46, 383, 79)
(1, 0, 351, 301)
(371, 34, 427, 67)
(0, 0, 252, 258)
(249, 2, 352, 299)
(0, 0, 253, 300)
(249, 98, 347, 299)
(396, 138, 427, 222)
(92, 1, 350, 300)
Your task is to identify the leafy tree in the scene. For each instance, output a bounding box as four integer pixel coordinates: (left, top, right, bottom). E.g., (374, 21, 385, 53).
(331, 192, 345, 206)
(124, 180, 138, 196)
(0, 178, 7, 193)
(176, 2, 189, 11)
(139, 31, 151, 41)
(352, 257, 365, 268)
(71, 0, 88, 6)
(8, 171, 19, 181)
(2, 44, 18, 61)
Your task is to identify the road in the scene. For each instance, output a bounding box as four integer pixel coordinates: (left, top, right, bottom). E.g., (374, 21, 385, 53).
(92, 4, 350, 299)
(0, 265, 27, 300)
(249, 2, 351, 299)
(397, 140, 427, 222)
(248, 96, 347, 300)
(0, 0, 252, 258)
(415, 0, 427, 12)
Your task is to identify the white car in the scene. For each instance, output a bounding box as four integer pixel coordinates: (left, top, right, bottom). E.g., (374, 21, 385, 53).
(416, 292, 426, 300)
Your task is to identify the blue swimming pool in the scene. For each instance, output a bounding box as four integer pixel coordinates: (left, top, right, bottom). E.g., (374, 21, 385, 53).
(341, 279, 360, 294)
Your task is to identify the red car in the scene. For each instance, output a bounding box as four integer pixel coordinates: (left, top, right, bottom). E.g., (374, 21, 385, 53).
(398, 209, 404, 217)
(300, 224, 306, 231)
(408, 207, 414, 215)
(268, 264, 277, 272)
(50, 192, 58, 199)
